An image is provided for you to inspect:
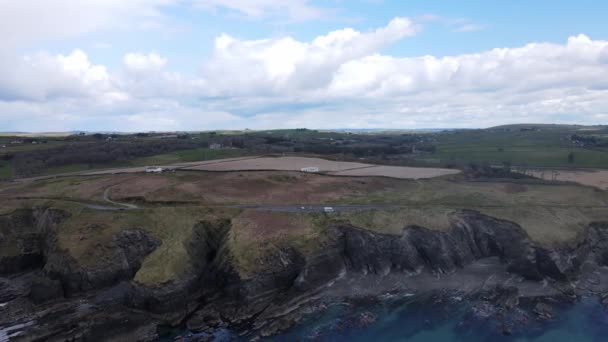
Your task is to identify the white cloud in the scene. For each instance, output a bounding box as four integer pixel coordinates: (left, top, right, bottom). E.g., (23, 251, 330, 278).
(1, 17, 608, 131)
(0, 0, 174, 48)
(0, 49, 115, 101)
(123, 53, 168, 73)
(202, 17, 418, 95)
(192, 0, 326, 21)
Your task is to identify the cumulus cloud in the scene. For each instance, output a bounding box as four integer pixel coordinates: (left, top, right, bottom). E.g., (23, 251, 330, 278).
(1, 17, 608, 131)
(0, 49, 117, 101)
(202, 17, 418, 95)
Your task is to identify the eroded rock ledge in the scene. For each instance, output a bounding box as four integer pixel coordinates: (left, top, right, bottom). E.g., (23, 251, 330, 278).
(1, 208, 607, 340)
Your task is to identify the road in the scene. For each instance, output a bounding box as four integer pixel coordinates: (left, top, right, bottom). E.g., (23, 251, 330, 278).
(12, 156, 263, 182)
(103, 187, 138, 209)
(233, 204, 399, 213)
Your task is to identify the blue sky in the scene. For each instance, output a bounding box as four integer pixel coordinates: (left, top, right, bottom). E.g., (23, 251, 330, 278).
(1, 0, 608, 131)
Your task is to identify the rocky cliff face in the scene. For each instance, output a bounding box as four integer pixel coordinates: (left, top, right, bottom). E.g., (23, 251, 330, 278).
(334, 210, 587, 281)
(1, 207, 607, 341)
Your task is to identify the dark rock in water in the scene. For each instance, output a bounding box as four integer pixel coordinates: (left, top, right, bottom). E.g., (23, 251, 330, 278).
(358, 311, 377, 327)
(470, 302, 497, 319)
(480, 285, 519, 310)
(187, 305, 224, 333)
(533, 302, 554, 321)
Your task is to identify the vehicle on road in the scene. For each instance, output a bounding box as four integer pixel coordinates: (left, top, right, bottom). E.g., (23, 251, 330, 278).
(145, 166, 164, 173)
(324, 206, 334, 213)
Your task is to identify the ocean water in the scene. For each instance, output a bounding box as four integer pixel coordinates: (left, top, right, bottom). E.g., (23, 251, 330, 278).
(274, 295, 608, 342)
(165, 294, 608, 341)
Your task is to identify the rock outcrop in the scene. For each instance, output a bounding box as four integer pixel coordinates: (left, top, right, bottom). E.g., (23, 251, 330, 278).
(1, 207, 608, 340)
(44, 228, 161, 294)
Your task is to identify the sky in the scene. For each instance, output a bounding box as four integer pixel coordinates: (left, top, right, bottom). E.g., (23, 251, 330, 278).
(1, 0, 608, 132)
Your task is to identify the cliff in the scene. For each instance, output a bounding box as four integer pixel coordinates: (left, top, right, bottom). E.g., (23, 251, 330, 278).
(0, 207, 607, 340)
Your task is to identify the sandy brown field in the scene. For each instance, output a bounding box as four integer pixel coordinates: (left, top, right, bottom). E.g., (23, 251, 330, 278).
(183, 156, 459, 179)
(328, 165, 460, 179)
(526, 169, 608, 190)
(183, 156, 369, 172)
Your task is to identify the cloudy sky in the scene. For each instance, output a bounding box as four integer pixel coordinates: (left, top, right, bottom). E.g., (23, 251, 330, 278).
(1, 0, 608, 132)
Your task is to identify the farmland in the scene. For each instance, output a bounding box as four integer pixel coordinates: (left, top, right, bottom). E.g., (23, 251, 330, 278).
(418, 124, 608, 168)
(2, 124, 608, 181)
(524, 169, 608, 190)
(183, 156, 460, 179)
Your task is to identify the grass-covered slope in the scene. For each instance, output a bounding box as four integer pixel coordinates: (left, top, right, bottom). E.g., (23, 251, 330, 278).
(2, 169, 607, 286)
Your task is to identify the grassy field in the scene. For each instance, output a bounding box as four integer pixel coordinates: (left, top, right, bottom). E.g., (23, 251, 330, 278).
(130, 147, 246, 166)
(418, 125, 608, 168)
(26, 148, 248, 178)
(0, 160, 13, 179)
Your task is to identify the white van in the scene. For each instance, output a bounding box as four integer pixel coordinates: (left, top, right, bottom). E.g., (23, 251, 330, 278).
(145, 167, 164, 173)
(323, 207, 334, 213)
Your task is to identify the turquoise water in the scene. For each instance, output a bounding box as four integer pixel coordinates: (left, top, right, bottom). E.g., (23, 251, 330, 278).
(274, 295, 608, 342)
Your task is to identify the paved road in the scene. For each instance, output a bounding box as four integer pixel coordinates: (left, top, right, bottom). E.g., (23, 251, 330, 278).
(233, 204, 399, 213)
(12, 156, 263, 182)
(103, 187, 138, 209)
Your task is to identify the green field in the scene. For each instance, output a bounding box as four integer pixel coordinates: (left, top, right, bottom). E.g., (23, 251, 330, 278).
(29, 147, 248, 178)
(129, 147, 246, 166)
(418, 125, 608, 168)
(0, 160, 13, 179)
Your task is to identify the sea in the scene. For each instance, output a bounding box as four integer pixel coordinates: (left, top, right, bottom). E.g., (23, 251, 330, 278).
(166, 294, 608, 342)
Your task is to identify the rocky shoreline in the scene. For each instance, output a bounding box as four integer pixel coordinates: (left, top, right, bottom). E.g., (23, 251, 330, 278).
(1, 208, 608, 341)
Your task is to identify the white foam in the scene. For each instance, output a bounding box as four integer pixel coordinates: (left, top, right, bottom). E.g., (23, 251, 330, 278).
(0, 321, 35, 342)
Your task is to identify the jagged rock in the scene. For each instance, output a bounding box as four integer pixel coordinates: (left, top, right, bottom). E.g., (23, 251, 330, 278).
(586, 222, 608, 265)
(480, 286, 519, 310)
(44, 228, 161, 294)
(533, 302, 554, 321)
(3, 208, 608, 340)
(187, 307, 223, 333)
(0, 209, 53, 275)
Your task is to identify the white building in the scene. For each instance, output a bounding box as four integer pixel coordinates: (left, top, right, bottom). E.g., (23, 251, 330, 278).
(300, 166, 320, 173)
